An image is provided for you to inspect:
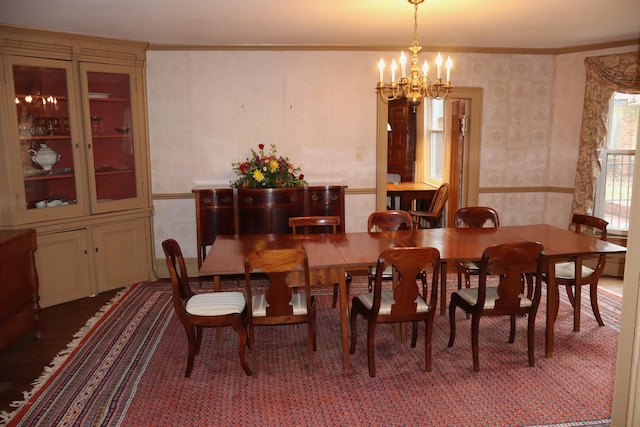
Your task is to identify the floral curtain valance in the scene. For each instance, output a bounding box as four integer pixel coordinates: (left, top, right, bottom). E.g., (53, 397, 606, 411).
(571, 52, 640, 216)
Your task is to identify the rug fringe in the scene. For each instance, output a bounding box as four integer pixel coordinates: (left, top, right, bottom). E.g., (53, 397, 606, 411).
(0, 285, 134, 425)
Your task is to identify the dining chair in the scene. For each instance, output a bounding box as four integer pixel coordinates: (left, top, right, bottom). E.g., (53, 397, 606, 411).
(448, 241, 545, 372)
(162, 239, 252, 377)
(244, 248, 316, 374)
(350, 246, 440, 377)
(289, 215, 352, 308)
(454, 206, 500, 290)
(408, 183, 449, 229)
(547, 213, 608, 332)
(366, 210, 415, 291)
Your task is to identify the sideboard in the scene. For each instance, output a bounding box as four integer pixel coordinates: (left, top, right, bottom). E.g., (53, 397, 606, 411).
(0, 228, 40, 351)
(193, 186, 346, 267)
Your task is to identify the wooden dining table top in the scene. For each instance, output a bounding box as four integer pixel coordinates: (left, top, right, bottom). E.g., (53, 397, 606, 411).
(200, 224, 626, 275)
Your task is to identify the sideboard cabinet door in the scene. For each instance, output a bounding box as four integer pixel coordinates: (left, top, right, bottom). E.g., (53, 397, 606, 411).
(306, 186, 346, 233)
(237, 188, 305, 235)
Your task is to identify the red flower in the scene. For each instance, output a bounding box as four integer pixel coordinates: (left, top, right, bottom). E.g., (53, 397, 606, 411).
(258, 143, 265, 150)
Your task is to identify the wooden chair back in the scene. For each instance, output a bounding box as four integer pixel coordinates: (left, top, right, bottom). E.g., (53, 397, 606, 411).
(162, 238, 195, 315)
(244, 248, 315, 373)
(454, 207, 500, 228)
(289, 216, 340, 234)
(478, 242, 544, 313)
(429, 183, 450, 218)
(367, 210, 413, 232)
(244, 248, 312, 319)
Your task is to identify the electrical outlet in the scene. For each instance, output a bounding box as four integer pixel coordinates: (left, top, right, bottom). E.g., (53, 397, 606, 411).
(356, 147, 364, 161)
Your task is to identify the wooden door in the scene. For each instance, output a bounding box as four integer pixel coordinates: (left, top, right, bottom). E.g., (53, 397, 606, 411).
(387, 99, 416, 182)
(447, 99, 467, 226)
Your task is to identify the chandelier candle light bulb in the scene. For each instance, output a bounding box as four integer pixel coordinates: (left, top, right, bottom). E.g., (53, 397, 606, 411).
(376, 0, 453, 108)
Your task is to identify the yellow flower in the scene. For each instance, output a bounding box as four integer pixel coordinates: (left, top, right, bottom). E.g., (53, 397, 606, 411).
(269, 160, 279, 173)
(253, 170, 265, 182)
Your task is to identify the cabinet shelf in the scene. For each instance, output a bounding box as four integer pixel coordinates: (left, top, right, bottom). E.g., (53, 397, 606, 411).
(20, 135, 71, 141)
(95, 168, 134, 176)
(89, 97, 130, 102)
(24, 172, 75, 182)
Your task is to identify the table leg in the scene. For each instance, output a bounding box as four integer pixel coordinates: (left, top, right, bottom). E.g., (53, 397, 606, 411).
(214, 275, 224, 348)
(545, 259, 559, 358)
(338, 267, 350, 372)
(440, 261, 448, 315)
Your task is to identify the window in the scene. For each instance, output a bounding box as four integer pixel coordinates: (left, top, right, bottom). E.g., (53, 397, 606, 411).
(595, 92, 640, 232)
(426, 98, 445, 181)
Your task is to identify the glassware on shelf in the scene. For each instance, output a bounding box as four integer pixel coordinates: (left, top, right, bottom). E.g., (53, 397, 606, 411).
(90, 115, 103, 134)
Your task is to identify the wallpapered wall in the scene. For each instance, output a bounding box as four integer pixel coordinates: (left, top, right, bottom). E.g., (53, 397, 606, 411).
(147, 46, 636, 259)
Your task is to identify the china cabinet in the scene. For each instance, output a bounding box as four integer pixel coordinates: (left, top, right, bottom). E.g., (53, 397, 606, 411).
(0, 25, 155, 307)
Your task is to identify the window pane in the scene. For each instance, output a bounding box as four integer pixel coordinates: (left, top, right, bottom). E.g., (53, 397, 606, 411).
(603, 153, 634, 230)
(609, 94, 639, 150)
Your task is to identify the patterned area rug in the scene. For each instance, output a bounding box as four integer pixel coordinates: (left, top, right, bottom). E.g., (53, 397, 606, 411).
(1, 278, 620, 426)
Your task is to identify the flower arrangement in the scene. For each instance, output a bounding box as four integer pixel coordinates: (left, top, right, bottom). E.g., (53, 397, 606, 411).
(231, 144, 307, 188)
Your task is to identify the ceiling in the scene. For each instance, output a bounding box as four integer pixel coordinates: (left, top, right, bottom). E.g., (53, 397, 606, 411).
(0, 0, 639, 50)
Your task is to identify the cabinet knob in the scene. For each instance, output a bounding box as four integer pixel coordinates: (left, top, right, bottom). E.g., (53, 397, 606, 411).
(203, 197, 213, 205)
(330, 194, 338, 201)
(290, 196, 298, 202)
(311, 195, 319, 201)
(222, 197, 231, 203)
(245, 197, 253, 203)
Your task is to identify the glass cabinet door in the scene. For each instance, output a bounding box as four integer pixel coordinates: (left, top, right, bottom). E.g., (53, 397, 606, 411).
(82, 64, 143, 212)
(9, 57, 84, 220)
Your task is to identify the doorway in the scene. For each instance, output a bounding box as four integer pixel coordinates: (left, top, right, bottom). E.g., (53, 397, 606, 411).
(376, 87, 484, 217)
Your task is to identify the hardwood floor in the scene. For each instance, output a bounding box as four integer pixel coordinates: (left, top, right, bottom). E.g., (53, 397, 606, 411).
(0, 288, 120, 415)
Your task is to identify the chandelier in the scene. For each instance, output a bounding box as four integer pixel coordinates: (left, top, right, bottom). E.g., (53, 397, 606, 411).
(376, 0, 453, 108)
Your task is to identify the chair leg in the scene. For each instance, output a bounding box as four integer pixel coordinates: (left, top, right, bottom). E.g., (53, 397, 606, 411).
(184, 325, 197, 378)
(471, 314, 481, 372)
(447, 300, 457, 347)
(349, 305, 358, 354)
(230, 317, 253, 376)
(574, 284, 582, 332)
(527, 310, 537, 367)
(307, 309, 315, 374)
(366, 320, 377, 378)
(589, 283, 605, 326)
(424, 319, 434, 372)
(195, 325, 203, 354)
(508, 315, 516, 343)
(411, 320, 418, 347)
(331, 283, 339, 308)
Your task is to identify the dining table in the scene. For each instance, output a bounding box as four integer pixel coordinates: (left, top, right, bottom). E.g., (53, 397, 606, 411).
(199, 224, 626, 372)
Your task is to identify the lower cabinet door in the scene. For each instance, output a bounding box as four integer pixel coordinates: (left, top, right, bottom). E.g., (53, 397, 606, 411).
(92, 218, 150, 293)
(36, 229, 92, 308)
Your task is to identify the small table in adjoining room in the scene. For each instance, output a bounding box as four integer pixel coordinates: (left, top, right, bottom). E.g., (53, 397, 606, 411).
(386, 181, 438, 211)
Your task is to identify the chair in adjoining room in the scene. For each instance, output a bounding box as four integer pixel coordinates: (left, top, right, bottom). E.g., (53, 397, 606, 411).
(448, 241, 545, 372)
(289, 215, 352, 308)
(408, 183, 449, 229)
(162, 238, 252, 377)
(454, 207, 501, 290)
(350, 246, 440, 377)
(244, 248, 316, 374)
(366, 210, 415, 291)
(546, 213, 609, 332)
